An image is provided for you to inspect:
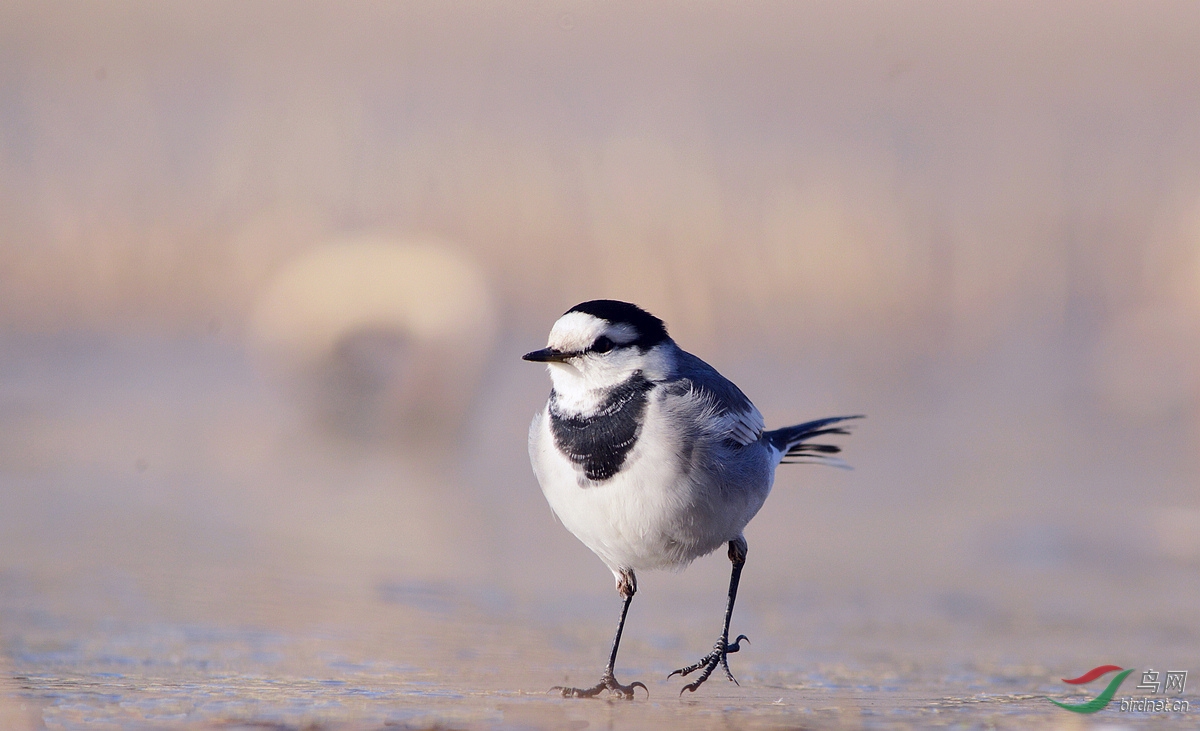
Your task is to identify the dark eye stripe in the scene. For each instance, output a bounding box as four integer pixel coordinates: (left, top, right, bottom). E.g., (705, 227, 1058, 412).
(590, 336, 614, 353)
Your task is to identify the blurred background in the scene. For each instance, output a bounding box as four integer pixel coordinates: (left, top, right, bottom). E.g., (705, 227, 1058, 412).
(1, 2, 1199, 726)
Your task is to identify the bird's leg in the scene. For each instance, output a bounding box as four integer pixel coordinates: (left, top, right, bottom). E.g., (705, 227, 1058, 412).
(670, 536, 751, 694)
(552, 568, 648, 700)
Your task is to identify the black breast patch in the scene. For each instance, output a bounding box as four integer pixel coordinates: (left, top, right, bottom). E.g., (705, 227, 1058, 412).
(549, 373, 652, 482)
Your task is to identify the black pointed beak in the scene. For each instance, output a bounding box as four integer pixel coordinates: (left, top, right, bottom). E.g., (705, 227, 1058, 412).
(523, 347, 573, 363)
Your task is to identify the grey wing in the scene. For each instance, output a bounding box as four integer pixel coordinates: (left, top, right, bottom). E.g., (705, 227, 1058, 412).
(666, 349, 764, 447)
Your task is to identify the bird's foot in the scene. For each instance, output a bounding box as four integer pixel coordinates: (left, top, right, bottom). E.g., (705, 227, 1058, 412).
(669, 634, 749, 694)
(551, 672, 647, 700)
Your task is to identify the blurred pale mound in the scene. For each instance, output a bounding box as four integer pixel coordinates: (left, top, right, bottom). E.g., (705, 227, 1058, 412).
(248, 236, 497, 444)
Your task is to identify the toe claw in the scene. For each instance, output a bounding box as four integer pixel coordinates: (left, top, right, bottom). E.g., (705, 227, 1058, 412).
(669, 660, 703, 679)
(728, 634, 750, 652)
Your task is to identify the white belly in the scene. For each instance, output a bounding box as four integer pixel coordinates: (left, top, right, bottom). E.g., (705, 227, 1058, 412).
(528, 399, 772, 573)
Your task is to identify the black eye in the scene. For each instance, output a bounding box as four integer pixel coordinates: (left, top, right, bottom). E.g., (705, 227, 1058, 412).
(591, 336, 614, 353)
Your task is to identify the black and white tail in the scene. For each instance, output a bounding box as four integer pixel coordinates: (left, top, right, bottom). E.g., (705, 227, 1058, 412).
(765, 415, 863, 468)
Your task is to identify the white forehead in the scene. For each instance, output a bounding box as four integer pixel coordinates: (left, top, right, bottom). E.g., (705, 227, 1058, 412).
(547, 311, 639, 352)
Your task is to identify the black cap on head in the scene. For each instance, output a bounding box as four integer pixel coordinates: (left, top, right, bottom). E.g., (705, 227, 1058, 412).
(566, 300, 670, 349)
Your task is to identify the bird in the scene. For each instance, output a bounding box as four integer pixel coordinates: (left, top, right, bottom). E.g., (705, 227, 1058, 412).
(523, 299, 860, 698)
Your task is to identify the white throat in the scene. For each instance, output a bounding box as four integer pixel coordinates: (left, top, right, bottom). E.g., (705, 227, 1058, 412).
(547, 342, 675, 415)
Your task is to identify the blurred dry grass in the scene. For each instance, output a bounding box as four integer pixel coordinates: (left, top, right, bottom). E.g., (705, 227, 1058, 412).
(3, 2, 1198, 350)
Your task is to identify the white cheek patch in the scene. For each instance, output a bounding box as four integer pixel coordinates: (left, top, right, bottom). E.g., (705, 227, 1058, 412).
(549, 347, 644, 413)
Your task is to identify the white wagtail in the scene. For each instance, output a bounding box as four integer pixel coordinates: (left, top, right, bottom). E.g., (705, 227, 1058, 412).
(523, 300, 860, 698)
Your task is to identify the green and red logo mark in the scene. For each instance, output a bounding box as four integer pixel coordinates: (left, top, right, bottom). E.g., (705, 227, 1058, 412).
(1051, 665, 1134, 714)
